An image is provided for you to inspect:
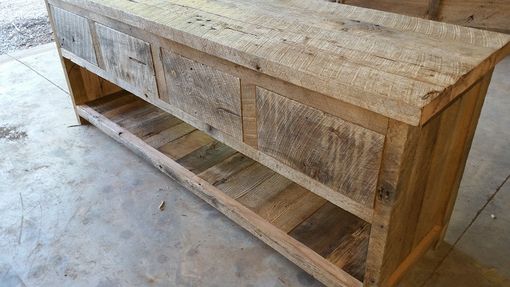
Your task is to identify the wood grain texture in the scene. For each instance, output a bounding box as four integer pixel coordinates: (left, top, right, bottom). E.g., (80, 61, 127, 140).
(177, 141, 237, 174)
(144, 123, 195, 149)
(215, 163, 275, 199)
(385, 225, 440, 287)
(95, 23, 158, 99)
(49, 0, 510, 125)
(238, 179, 327, 233)
(256, 87, 384, 207)
(159, 130, 214, 160)
(51, 6, 97, 65)
(161, 49, 242, 139)
(198, 153, 255, 186)
(289, 202, 370, 282)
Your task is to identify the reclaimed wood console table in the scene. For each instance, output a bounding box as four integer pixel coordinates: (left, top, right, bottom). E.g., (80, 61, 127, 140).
(45, 0, 510, 286)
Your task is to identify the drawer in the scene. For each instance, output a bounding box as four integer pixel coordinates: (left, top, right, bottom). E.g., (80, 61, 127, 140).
(161, 49, 242, 139)
(256, 88, 385, 207)
(51, 7, 97, 65)
(95, 24, 158, 98)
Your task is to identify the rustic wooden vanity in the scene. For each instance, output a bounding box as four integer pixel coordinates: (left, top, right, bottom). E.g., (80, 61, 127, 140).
(44, 0, 510, 286)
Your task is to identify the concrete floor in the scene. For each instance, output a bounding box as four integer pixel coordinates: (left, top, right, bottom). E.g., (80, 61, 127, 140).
(0, 44, 509, 287)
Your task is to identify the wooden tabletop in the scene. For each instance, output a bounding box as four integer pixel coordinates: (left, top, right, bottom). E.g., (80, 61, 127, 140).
(58, 0, 510, 125)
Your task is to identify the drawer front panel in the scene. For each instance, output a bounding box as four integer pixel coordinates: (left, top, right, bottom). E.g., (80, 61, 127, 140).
(161, 49, 242, 139)
(51, 7, 97, 65)
(95, 24, 158, 98)
(256, 88, 384, 206)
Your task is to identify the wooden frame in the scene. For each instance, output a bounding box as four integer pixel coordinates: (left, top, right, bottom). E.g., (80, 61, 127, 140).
(45, 0, 509, 286)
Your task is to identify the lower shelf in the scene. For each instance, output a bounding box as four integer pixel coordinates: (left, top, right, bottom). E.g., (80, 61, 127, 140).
(77, 92, 370, 287)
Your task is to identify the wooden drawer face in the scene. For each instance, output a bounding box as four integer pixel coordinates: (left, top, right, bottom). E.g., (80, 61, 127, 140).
(161, 49, 242, 139)
(51, 7, 97, 65)
(256, 88, 384, 206)
(95, 24, 158, 98)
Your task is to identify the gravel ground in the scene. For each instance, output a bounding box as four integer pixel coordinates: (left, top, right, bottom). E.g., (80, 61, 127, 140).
(0, 0, 53, 54)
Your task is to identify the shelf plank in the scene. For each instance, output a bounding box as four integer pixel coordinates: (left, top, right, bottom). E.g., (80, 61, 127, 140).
(101, 98, 148, 120)
(114, 104, 161, 128)
(214, 163, 275, 199)
(158, 130, 214, 160)
(88, 91, 136, 113)
(144, 123, 195, 149)
(238, 179, 327, 233)
(133, 115, 183, 140)
(198, 153, 255, 186)
(177, 141, 237, 174)
(289, 202, 371, 281)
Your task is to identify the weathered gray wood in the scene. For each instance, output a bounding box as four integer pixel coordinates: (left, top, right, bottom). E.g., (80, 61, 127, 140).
(256, 87, 385, 207)
(214, 163, 274, 199)
(198, 153, 255, 186)
(51, 6, 97, 65)
(95, 23, 158, 99)
(158, 130, 214, 160)
(238, 179, 327, 233)
(177, 141, 237, 174)
(289, 202, 371, 281)
(161, 49, 242, 139)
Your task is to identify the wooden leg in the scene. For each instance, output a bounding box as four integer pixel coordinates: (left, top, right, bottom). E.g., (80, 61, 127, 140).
(435, 70, 493, 245)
